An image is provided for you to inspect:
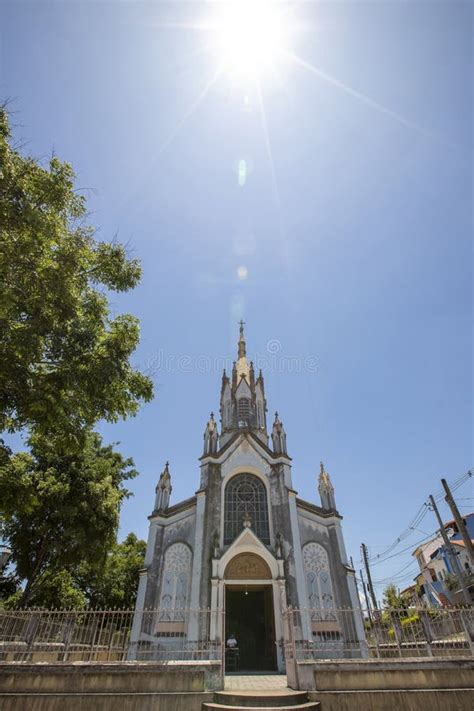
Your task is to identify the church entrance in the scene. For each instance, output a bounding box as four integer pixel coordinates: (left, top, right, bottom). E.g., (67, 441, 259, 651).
(225, 585, 276, 672)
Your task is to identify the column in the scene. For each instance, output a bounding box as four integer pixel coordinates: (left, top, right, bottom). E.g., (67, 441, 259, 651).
(188, 490, 206, 640)
(288, 491, 312, 640)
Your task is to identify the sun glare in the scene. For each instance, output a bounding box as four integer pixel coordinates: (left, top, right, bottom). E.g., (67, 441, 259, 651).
(213, 1, 286, 80)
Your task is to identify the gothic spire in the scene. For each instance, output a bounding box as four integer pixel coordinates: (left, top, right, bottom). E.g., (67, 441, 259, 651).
(238, 319, 246, 358)
(203, 411, 219, 455)
(235, 320, 251, 383)
(154, 461, 172, 512)
(318, 461, 336, 511)
(271, 411, 287, 455)
(218, 323, 268, 447)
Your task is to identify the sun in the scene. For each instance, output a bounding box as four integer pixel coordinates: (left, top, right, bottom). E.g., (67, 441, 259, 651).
(211, 1, 287, 80)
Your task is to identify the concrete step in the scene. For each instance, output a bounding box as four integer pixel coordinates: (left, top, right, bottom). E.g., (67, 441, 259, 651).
(202, 704, 320, 711)
(214, 691, 309, 707)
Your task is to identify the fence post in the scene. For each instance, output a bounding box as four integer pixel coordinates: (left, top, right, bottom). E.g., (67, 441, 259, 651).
(220, 608, 225, 690)
(371, 610, 384, 659)
(459, 608, 474, 656)
(24, 610, 40, 662)
(390, 611, 403, 658)
(291, 607, 301, 690)
(59, 613, 76, 662)
(418, 609, 434, 657)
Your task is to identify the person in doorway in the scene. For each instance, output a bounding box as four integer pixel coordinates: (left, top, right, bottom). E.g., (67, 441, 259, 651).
(226, 633, 238, 648)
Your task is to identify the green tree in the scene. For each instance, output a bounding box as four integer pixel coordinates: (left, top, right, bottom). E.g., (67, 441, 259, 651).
(0, 573, 19, 607)
(76, 533, 146, 609)
(0, 108, 153, 449)
(382, 583, 406, 610)
(18, 569, 87, 610)
(0, 431, 137, 606)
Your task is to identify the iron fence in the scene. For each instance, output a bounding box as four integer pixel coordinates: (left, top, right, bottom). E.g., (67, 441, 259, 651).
(0, 608, 225, 663)
(283, 606, 474, 661)
(0, 605, 472, 666)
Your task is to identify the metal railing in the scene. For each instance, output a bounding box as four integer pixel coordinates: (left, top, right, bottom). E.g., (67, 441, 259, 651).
(0, 608, 225, 663)
(283, 606, 474, 661)
(1, 605, 472, 666)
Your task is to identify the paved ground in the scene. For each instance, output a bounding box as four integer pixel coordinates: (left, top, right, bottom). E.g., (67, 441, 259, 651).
(225, 674, 289, 691)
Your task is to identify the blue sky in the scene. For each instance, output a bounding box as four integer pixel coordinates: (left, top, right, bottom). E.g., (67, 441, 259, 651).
(1, 1, 472, 599)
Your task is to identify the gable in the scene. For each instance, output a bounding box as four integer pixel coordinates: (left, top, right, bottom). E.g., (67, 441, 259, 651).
(235, 378, 251, 397)
(220, 435, 272, 479)
(216, 524, 281, 580)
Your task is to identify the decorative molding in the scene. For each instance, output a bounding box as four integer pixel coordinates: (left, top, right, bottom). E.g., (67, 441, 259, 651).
(302, 542, 335, 612)
(158, 542, 192, 614)
(297, 497, 341, 519)
(225, 553, 272, 580)
(303, 541, 329, 573)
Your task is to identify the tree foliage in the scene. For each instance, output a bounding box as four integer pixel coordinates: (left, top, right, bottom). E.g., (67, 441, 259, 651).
(0, 431, 137, 606)
(382, 583, 406, 610)
(0, 108, 153, 448)
(0, 535, 146, 610)
(76, 533, 146, 609)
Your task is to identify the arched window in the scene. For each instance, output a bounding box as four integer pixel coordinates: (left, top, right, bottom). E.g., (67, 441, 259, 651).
(303, 542, 335, 619)
(224, 473, 270, 544)
(159, 543, 192, 619)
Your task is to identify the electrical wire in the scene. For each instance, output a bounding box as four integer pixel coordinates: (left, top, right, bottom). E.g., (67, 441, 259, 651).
(366, 470, 472, 565)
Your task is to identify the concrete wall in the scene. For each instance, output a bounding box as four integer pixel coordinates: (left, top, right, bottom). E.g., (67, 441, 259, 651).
(0, 661, 218, 711)
(311, 658, 474, 690)
(0, 692, 215, 711)
(308, 688, 474, 711)
(296, 658, 474, 711)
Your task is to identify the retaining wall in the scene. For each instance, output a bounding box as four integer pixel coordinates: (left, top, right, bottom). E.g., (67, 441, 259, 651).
(301, 658, 474, 711)
(0, 661, 219, 710)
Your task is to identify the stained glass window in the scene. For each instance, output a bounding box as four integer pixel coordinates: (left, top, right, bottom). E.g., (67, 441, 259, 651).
(224, 473, 270, 544)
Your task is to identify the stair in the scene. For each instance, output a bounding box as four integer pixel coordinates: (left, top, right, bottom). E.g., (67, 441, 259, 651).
(202, 690, 320, 711)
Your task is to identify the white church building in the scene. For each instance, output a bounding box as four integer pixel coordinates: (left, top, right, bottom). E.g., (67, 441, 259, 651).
(130, 325, 364, 671)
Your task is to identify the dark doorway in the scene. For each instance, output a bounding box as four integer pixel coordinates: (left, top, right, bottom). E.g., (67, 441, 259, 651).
(225, 585, 276, 671)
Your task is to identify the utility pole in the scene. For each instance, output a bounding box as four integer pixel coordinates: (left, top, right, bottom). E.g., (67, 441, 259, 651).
(361, 543, 378, 611)
(428, 495, 471, 605)
(441, 478, 474, 566)
(360, 568, 373, 623)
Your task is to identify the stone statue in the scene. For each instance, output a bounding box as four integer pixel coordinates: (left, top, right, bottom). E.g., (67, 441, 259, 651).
(212, 530, 220, 559)
(242, 512, 252, 529)
(275, 532, 283, 559)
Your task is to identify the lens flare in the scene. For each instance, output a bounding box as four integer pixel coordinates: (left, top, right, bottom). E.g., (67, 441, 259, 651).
(237, 159, 247, 186)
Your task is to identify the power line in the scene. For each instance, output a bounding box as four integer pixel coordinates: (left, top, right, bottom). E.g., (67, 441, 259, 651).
(373, 569, 419, 588)
(370, 531, 436, 567)
(367, 470, 472, 565)
(372, 559, 418, 585)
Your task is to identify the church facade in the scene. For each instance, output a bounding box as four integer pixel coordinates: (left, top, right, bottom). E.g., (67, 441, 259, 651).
(131, 326, 364, 671)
